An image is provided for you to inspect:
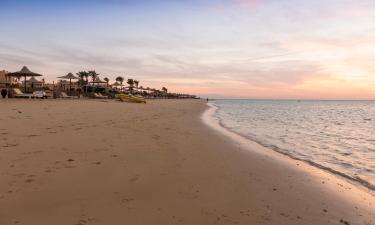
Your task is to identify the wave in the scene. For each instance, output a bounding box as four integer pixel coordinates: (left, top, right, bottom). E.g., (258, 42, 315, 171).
(206, 101, 375, 192)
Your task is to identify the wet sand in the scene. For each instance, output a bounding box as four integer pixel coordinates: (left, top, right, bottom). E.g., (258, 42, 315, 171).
(0, 99, 374, 225)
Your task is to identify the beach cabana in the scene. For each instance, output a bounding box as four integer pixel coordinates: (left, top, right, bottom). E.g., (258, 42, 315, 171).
(6, 66, 42, 92)
(57, 73, 79, 96)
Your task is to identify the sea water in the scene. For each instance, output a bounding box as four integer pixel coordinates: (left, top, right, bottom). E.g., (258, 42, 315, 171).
(213, 100, 375, 190)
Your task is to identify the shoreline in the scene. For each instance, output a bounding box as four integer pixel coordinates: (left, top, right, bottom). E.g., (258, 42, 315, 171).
(203, 102, 375, 194)
(0, 99, 374, 225)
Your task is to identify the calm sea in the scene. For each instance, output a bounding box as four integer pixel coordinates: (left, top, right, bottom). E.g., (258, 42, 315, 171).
(213, 100, 375, 190)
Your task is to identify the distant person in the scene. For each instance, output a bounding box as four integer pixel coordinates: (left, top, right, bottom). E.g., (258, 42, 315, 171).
(1, 88, 7, 98)
(206, 98, 209, 102)
(77, 88, 82, 98)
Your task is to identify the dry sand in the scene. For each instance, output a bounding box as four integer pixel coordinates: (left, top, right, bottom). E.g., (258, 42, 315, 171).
(0, 99, 373, 225)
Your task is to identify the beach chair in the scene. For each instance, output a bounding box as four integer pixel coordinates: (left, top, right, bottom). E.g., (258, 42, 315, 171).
(60, 92, 78, 99)
(13, 88, 33, 99)
(44, 90, 53, 98)
(93, 93, 108, 99)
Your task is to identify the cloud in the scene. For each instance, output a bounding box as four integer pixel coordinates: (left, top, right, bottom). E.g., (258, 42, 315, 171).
(231, 0, 263, 8)
(1, 0, 375, 98)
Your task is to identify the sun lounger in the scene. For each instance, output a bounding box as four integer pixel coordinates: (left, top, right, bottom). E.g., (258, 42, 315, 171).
(93, 93, 108, 99)
(44, 90, 53, 98)
(60, 92, 78, 99)
(13, 88, 33, 99)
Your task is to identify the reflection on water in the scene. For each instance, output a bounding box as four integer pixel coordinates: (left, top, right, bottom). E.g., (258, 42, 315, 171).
(214, 100, 375, 190)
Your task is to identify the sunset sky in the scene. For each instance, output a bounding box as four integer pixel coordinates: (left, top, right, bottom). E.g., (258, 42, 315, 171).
(0, 0, 374, 99)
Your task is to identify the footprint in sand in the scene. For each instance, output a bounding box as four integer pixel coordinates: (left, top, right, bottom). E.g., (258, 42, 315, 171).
(339, 219, 350, 225)
(75, 217, 96, 225)
(22, 150, 43, 155)
(120, 197, 135, 205)
(24, 178, 34, 183)
(129, 175, 139, 183)
(3, 142, 19, 148)
(152, 135, 160, 140)
(75, 219, 86, 225)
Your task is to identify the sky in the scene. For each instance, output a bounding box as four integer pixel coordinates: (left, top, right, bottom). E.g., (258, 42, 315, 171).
(0, 0, 375, 99)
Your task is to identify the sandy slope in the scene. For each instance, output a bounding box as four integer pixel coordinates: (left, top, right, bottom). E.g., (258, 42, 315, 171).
(0, 99, 373, 225)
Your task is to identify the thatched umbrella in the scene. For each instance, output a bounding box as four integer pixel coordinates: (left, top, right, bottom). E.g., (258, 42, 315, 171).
(7, 66, 42, 92)
(57, 73, 79, 96)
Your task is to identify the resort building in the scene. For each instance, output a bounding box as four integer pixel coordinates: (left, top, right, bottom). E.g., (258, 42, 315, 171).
(0, 70, 15, 87)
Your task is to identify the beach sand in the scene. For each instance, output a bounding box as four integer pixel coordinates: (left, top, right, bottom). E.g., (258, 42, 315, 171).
(0, 99, 373, 225)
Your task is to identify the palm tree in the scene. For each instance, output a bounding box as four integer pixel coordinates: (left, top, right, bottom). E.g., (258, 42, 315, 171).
(127, 78, 134, 94)
(88, 70, 99, 82)
(134, 80, 139, 88)
(134, 80, 139, 94)
(76, 71, 85, 80)
(162, 87, 168, 98)
(76, 71, 89, 85)
(116, 76, 124, 90)
(104, 77, 109, 87)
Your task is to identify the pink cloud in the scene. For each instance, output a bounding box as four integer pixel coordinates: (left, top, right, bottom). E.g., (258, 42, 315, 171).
(231, 0, 264, 9)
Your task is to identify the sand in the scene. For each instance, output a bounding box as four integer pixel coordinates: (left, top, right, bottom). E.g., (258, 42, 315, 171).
(0, 99, 373, 225)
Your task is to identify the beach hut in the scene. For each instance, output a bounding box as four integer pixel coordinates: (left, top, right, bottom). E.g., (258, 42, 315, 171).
(57, 73, 79, 96)
(6, 66, 42, 92)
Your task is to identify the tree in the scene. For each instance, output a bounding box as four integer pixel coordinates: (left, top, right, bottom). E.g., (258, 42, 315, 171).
(116, 76, 124, 90)
(134, 80, 139, 88)
(162, 87, 168, 98)
(104, 77, 109, 87)
(127, 78, 134, 87)
(76, 71, 89, 85)
(88, 70, 99, 82)
(127, 78, 134, 94)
